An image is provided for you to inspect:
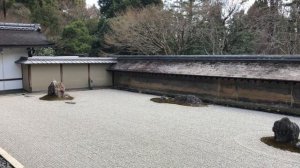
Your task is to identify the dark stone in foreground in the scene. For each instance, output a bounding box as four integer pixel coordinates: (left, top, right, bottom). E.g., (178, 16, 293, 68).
(0, 155, 14, 168)
(272, 117, 299, 143)
(173, 95, 203, 106)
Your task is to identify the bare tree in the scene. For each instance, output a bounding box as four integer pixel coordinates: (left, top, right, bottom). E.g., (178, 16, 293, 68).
(105, 6, 196, 55)
(245, 0, 299, 55)
(105, 0, 246, 55)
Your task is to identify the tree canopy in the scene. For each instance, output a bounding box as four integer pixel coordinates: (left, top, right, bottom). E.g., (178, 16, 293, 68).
(1, 0, 300, 56)
(99, 0, 162, 18)
(59, 20, 92, 55)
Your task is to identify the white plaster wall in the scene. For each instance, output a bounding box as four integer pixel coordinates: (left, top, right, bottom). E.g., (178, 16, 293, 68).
(0, 82, 4, 90)
(0, 48, 26, 90)
(0, 51, 3, 90)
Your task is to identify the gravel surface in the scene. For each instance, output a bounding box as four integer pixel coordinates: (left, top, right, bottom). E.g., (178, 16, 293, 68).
(0, 89, 299, 168)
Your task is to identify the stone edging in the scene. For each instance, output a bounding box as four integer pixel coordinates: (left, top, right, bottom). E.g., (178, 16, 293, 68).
(0, 147, 24, 168)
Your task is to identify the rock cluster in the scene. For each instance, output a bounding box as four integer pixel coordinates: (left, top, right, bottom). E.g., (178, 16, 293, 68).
(48, 80, 65, 98)
(154, 94, 204, 106)
(272, 117, 299, 143)
(41, 80, 73, 101)
(173, 95, 203, 106)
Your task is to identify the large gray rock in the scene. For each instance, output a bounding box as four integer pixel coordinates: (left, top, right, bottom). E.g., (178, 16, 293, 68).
(174, 95, 203, 106)
(272, 117, 299, 143)
(48, 81, 65, 98)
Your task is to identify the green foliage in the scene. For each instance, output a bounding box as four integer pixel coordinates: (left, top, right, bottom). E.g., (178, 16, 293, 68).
(5, 0, 99, 55)
(86, 18, 102, 56)
(0, 0, 15, 8)
(15, 0, 56, 10)
(0, 0, 15, 17)
(227, 12, 255, 54)
(31, 3, 62, 35)
(60, 20, 92, 54)
(98, 0, 162, 18)
(35, 47, 55, 56)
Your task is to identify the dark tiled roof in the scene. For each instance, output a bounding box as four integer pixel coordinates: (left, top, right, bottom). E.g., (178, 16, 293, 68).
(115, 55, 300, 62)
(15, 56, 117, 64)
(110, 56, 300, 82)
(0, 22, 53, 47)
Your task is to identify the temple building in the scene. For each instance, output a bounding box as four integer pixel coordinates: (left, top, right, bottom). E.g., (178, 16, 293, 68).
(0, 22, 52, 91)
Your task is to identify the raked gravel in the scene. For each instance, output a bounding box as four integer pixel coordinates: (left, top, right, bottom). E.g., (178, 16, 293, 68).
(0, 89, 299, 168)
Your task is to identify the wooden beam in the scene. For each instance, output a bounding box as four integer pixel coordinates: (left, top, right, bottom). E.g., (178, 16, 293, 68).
(60, 64, 63, 82)
(28, 65, 32, 92)
(88, 64, 91, 89)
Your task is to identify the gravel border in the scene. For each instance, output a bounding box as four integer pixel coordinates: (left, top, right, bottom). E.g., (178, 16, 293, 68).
(0, 148, 23, 168)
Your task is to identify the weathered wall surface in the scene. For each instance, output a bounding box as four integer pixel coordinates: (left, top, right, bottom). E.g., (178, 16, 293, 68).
(31, 64, 61, 92)
(23, 64, 113, 92)
(21, 64, 30, 92)
(90, 64, 112, 87)
(63, 64, 89, 89)
(113, 71, 300, 115)
(293, 83, 300, 109)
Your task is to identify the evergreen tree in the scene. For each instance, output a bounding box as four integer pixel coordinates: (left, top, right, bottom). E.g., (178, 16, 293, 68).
(31, 2, 62, 36)
(227, 11, 255, 54)
(59, 20, 93, 54)
(99, 0, 162, 18)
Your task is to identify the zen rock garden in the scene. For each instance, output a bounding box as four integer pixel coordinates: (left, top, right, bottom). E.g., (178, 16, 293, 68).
(151, 95, 205, 107)
(261, 117, 300, 153)
(152, 94, 300, 153)
(40, 81, 73, 101)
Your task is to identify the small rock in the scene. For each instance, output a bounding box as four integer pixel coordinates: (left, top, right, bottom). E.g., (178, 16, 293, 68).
(272, 117, 300, 143)
(160, 96, 169, 101)
(65, 102, 76, 104)
(174, 95, 203, 106)
(24, 95, 34, 97)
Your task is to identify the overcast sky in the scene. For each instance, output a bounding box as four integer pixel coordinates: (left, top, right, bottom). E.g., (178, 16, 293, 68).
(86, 0, 99, 7)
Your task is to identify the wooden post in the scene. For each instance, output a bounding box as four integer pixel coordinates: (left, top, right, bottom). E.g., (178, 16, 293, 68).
(28, 65, 32, 92)
(217, 78, 220, 98)
(88, 64, 91, 89)
(291, 82, 294, 107)
(21, 64, 24, 91)
(235, 79, 239, 101)
(60, 64, 63, 82)
(112, 71, 115, 88)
